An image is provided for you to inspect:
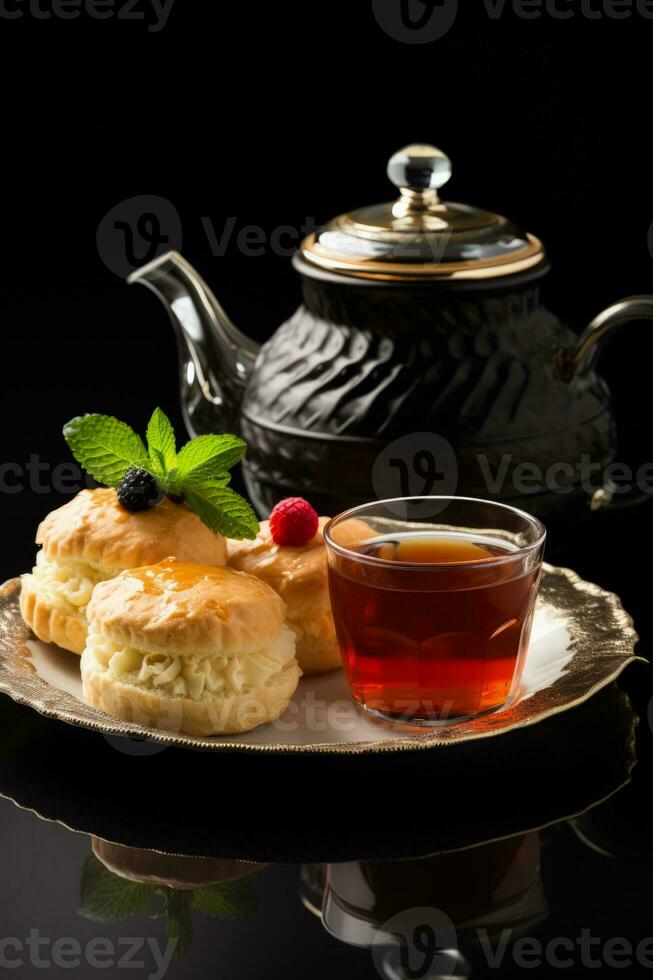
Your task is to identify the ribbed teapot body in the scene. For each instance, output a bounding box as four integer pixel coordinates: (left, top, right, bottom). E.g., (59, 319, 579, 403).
(239, 272, 614, 528)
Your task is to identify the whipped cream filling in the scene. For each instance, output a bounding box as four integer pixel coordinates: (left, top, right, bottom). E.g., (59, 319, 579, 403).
(26, 550, 105, 613)
(84, 626, 297, 700)
(290, 608, 335, 643)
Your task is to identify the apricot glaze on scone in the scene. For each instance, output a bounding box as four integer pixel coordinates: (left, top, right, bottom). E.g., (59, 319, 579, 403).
(81, 559, 300, 736)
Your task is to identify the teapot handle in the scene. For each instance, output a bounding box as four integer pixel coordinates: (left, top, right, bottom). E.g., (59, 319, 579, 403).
(555, 295, 653, 511)
(556, 295, 653, 378)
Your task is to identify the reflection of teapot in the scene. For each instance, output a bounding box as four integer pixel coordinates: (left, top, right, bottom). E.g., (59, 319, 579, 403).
(129, 143, 653, 522)
(301, 834, 547, 978)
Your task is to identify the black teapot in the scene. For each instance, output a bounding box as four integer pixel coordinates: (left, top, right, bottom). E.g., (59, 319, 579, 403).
(128, 144, 653, 524)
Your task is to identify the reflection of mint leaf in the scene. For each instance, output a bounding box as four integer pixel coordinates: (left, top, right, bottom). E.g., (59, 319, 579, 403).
(163, 891, 193, 957)
(176, 434, 247, 483)
(79, 856, 154, 924)
(64, 415, 148, 488)
(146, 407, 177, 478)
(184, 483, 259, 539)
(78, 855, 260, 962)
(190, 878, 258, 919)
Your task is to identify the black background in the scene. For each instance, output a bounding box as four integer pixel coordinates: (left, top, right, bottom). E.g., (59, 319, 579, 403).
(1, 8, 653, 977)
(1, 2, 652, 616)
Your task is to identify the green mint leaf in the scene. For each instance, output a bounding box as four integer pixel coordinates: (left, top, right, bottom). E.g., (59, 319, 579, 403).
(184, 483, 259, 539)
(178, 469, 232, 489)
(166, 470, 231, 498)
(146, 407, 177, 479)
(176, 435, 247, 483)
(63, 415, 148, 488)
(78, 857, 155, 924)
(190, 878, 258, 919)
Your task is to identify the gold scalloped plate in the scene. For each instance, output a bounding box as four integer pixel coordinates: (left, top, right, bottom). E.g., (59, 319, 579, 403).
(0, 565, 642, 755)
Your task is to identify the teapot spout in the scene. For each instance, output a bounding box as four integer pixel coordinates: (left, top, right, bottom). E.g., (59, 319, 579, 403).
(127, 251, 260, 437)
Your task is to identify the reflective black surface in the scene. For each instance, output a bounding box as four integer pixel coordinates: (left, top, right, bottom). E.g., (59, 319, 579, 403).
(2, 463, 653, 979)
(0, 650, 652, 978)
(2, 5, 653, 979)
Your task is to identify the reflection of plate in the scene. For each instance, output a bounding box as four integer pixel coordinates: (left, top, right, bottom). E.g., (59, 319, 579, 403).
(0, 681, 638, 863)
(0, 564, 641, 754)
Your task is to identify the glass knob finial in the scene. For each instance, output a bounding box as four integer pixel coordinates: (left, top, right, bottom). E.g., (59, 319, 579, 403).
(387, 143, 452, 193)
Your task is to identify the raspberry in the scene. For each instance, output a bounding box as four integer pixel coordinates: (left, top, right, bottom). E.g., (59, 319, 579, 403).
(269, 497, 319, 547)
(117, 468, 165, 512)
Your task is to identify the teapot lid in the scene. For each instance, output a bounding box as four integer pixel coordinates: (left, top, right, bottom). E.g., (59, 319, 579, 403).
(300, 144, 545, 282)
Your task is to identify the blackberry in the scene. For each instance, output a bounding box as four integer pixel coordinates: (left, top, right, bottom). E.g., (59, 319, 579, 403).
(117, 468, 165, 512)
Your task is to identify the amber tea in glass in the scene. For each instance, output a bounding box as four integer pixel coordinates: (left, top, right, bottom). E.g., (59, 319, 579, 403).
(325, 497, 545, 725)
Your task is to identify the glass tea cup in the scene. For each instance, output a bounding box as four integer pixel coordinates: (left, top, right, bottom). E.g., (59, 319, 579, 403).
(324, 497, 546, 726)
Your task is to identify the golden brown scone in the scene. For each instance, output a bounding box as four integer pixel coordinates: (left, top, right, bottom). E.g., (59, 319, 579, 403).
(227, 517, 342, 675)
(91, 838, 266, 890)
(20, 488, 227, 656)
(19, 578, 87, 655)
(36, 488, 227, 570)
(87, 560, 285, 657)
(81, 559, 301, 736)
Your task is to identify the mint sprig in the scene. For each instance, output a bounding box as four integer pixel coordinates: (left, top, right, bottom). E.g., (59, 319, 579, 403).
(146, 406, 177, 478)
(63, 415, 148, 488)
(63, 408, 258, 540)
(175, 433, 246, 484)
(184, 482, 257, 538)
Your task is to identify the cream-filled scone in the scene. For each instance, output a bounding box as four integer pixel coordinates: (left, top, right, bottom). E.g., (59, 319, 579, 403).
(20, 488, 227, 655)
(81, 560, 300, 736)
(227, 517, 342, 675)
